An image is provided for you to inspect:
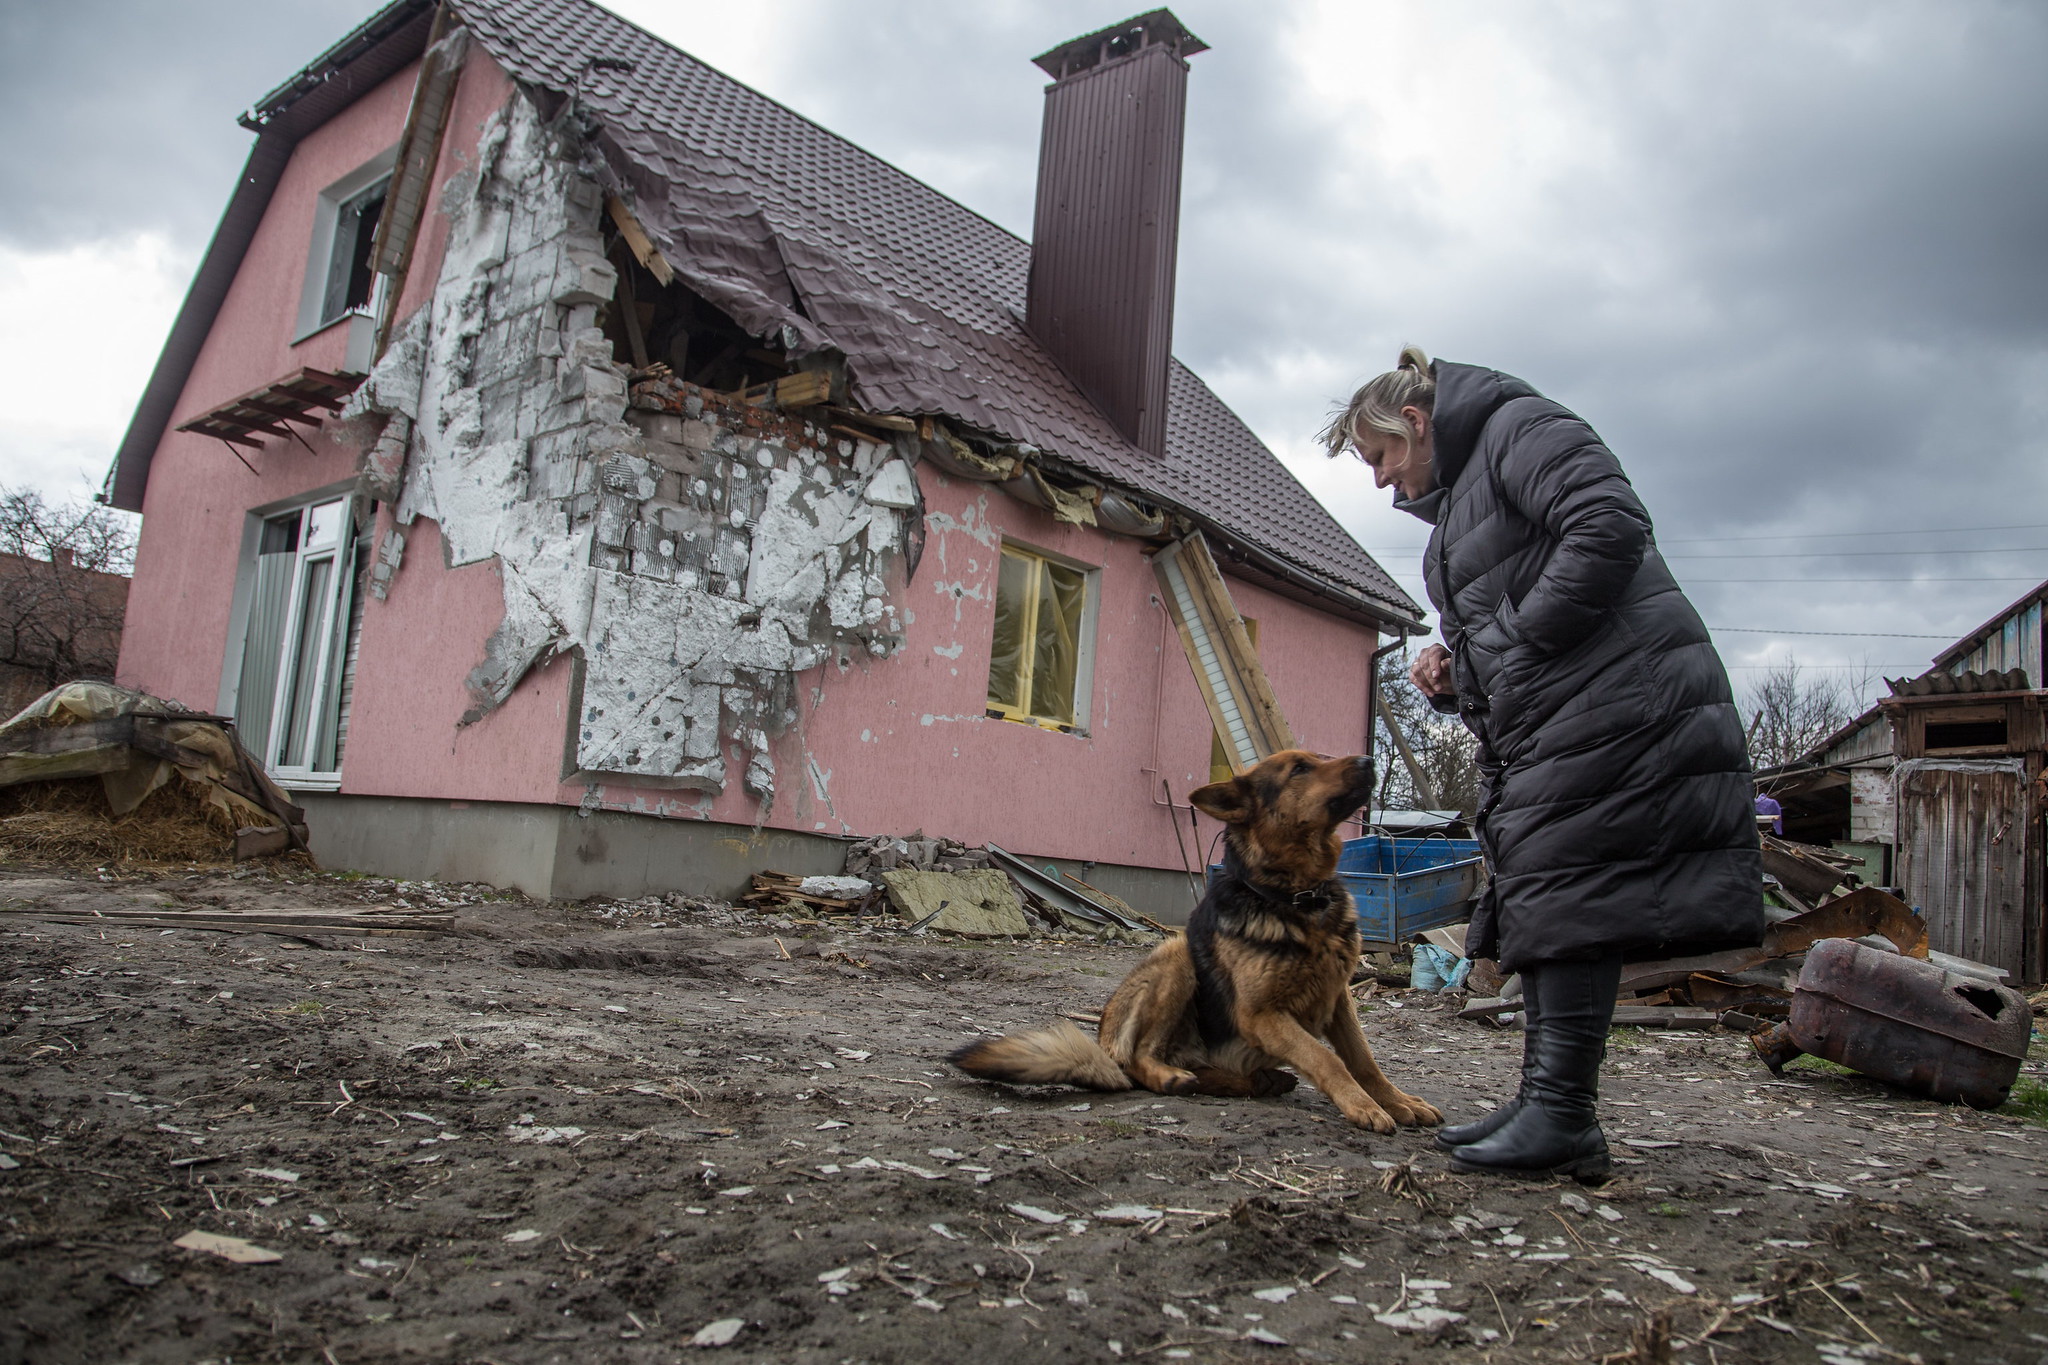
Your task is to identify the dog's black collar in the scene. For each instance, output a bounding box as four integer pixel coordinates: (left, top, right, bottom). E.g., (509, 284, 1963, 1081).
(1222, 847, 1338, 910)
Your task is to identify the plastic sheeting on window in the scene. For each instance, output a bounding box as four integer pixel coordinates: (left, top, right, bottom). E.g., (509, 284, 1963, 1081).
(986, 546, 1086, 728)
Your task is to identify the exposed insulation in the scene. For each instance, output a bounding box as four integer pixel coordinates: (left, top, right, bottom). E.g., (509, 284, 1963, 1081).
(343, 92, 911, 802)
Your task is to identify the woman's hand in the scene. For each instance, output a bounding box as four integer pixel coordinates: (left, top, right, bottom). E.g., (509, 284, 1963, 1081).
(1410, 643, 1453, 697)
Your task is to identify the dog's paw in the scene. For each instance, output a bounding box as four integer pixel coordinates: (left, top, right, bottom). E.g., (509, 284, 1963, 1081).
(1159, 1069, 1202, 1095)
(1382, 1092, 1444, 1127)
(1339, 1100, 1397, 1134)
(1249, 1068, 1298, 1097)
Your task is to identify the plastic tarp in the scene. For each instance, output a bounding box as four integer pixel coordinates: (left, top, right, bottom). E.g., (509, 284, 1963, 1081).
(0, 682, 306, 842)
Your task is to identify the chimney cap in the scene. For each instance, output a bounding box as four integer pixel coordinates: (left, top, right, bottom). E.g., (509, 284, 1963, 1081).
(1032, 9, 1208, 81)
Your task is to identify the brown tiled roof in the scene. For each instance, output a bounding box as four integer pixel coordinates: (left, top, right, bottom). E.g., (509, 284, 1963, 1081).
(453, 0, 1419, 626)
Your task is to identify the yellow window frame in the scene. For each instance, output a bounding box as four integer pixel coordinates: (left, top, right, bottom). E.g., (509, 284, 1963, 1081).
(986, 544, 1087, 731)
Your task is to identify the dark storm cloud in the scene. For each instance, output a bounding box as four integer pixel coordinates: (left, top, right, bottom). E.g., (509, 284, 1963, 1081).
(0, 1, 378, 249)
(15, 0, 2044, 687)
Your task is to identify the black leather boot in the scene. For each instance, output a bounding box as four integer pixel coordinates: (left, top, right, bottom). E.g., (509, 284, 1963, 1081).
(1448, 956, 1621, 1184)
(1433, 982, 1540, 1150)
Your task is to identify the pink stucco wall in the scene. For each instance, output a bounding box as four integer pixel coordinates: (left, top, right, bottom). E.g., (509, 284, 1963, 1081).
(116, 43, 1384, 875)
(572, 463, 1381, 871)
(118, 47, 513, 712)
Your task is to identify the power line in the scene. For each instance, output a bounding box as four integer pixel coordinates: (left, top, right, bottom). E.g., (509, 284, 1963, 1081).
(1677, 576, 2040, 584)
(1708, 626, 1954, 638)
(1363, 545, 2048, 559)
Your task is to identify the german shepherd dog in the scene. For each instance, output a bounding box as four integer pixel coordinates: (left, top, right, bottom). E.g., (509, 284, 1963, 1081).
(951, 751, 1442, 1133)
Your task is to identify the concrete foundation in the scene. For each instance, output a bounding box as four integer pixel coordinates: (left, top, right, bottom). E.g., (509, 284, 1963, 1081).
(295, 792, 1201, 923)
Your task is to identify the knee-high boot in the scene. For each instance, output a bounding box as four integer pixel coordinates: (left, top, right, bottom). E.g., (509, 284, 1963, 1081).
(1447, 955, 1621, 1184)
(1433, 981, 1541, 1149)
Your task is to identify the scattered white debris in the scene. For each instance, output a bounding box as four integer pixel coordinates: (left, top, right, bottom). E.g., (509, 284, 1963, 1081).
(1251, 1286, 1297, 1304)
(691, 1318, 746, 1347)
(1595, 1205, 1624, 1223)
(172, 1231, 281, 1264)
(816, 1121, 848, 1131)
(834, 1047, 872, 1062)
(1242, 1327, 1288, 1345)
(506, 1125, 584, 1144)
(1008, 1204, 1068, 1225)
(1558, 1192, 1592, 1216)
(818, 1268, 852, 1283)
(503, 1229, 543, 1244)
(930, 1223, 960, 1240)
(1094, 1205, 1161, 1224)
(719, 1186, 754, 1198)
(1635, 1266, 1698, 1295)
(1374, 1306, 1464, 1333)
(243, 1168, 300, 1183)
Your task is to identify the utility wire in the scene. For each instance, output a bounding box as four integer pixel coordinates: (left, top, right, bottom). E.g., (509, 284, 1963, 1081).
(1707, 627, 1955, 638)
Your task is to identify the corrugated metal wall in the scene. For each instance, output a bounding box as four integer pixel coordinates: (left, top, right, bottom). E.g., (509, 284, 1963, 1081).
(1896, 757, 2030, 977)
(1027, 42, 1189, 458)
(1950, 599, 2043, 686)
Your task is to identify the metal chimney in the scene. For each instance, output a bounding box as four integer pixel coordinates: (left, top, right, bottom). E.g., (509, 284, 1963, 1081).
(1027, 10, 1207, 459)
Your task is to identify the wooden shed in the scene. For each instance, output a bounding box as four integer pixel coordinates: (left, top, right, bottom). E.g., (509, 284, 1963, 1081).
(1881, 669, 2045, 982)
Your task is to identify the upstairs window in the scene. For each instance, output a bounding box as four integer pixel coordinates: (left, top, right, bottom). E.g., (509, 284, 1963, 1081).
(321, 179, 387, 326)
(293, 149, 396, 342)
(987, 543, 1095, 732)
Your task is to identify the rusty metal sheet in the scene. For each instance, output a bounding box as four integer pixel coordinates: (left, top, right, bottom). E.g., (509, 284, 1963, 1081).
(1761, 886, 1928, 959)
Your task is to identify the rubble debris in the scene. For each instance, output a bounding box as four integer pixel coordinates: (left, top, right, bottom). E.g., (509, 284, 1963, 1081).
(880, 869, 1031, 938)
(0, 682, 307, 867)
(1760, 833, 1864, 906)
(1752, 937, 2030, 1107)
(843, 831, 992, 876)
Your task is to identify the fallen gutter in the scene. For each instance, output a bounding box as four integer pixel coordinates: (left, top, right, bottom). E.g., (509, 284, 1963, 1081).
(984, 844, 1147, 934)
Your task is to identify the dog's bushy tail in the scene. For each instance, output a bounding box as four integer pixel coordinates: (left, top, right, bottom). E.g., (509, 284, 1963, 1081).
(949, 1020, 1131, 1091)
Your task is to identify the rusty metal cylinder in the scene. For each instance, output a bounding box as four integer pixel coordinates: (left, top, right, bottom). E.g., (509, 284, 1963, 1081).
(1755, 938, 2030, 1109)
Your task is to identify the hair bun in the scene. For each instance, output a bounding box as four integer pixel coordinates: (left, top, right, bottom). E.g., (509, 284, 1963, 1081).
(1396, 344, 1431, 375)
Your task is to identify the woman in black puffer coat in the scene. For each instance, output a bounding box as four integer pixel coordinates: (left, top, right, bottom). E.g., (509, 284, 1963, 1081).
(1323, 348, 1763, 1182)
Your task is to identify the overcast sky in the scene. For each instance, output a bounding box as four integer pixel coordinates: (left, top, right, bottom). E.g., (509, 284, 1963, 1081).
(4, 0, 2044, 706)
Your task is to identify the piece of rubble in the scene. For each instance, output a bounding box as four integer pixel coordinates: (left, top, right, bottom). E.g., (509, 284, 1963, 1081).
(882, 869, 1030, 937)
(172, 1230, 282, 1264)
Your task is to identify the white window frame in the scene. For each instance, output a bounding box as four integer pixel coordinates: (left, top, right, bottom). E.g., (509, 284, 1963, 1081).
(221, 490, 363, 792)
(985, 538, 1101, 735)
(292, 147, 398, 346)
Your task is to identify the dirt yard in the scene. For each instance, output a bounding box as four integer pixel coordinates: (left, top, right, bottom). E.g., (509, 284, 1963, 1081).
(7, 864, 2048, 1365)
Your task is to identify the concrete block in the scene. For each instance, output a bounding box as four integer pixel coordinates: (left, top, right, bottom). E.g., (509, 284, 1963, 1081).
(627, 410, 684, 444)
(881, 870, 1031, 937)
(682, 420, 717, 451)
(641, 438, 698, 476)
(553, 250, 617, 307)
(559, 364, 626, 403)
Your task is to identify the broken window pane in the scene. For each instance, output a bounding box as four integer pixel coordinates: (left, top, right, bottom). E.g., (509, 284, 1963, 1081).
(1030, 559, 1085, 725)
(322, 180, 388, 325)
(987, 544, 1089, 729)
(987, 549, 1031, 714)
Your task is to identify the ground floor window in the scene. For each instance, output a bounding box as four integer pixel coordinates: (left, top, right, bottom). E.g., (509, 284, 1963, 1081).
(233, 497, 362, 787)
(986, 543, 1094, 732)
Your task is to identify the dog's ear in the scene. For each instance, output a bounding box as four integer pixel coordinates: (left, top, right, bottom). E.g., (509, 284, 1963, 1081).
(1189, 776, 1252, 824)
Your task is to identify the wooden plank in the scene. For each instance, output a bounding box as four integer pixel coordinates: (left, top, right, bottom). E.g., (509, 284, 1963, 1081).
(826, 406, 917, 432)
(605, 195, 675, 287)
(774, 371, 832, 408)
(610, 243, 651, 369)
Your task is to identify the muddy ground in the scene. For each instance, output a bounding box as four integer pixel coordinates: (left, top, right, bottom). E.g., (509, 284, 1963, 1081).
(6, 866, 2048, 1365)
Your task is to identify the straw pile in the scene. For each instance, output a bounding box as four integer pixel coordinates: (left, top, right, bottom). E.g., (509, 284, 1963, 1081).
(0, 773, 243, 867)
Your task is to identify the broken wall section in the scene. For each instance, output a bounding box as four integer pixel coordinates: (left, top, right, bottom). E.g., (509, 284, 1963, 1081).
(345, 87, 916, 803)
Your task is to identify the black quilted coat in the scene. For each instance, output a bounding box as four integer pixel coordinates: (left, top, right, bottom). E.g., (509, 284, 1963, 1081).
(1400, 362, 1764, 972)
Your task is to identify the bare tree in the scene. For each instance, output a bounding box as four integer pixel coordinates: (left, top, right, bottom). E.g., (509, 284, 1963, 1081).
(1372, 646, 1483, 815)
(1741, 656, 1858, 770)
(0, 486, 137, 701)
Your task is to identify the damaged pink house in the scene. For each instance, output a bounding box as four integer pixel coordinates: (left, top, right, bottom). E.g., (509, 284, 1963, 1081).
(108, 0, 1421, 917)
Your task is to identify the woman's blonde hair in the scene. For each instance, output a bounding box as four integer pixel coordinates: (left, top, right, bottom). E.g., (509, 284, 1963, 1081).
(1319, 345, 1435, 457)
